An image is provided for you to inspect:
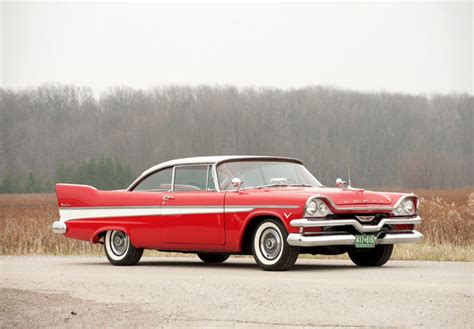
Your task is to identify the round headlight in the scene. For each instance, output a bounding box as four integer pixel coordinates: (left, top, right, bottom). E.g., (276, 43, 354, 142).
(306, 200, 317, 216)
(403, 199, 415, 214)
(305, 198, 332, 217)
(317, 200, 329, 216)
(393, 197, 417, 216)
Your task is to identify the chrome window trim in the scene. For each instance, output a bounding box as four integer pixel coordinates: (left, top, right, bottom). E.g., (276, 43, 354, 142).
(214, 158, 311, 192)
(129, 156, 302, 190)
(171, 163, 214, 192)
(128, 165, 174, 192)
(171, 166, 176, 192)
(211, 163, 221, 192)
(130, 163, 214, 192)
(129, 156, 304, 192)
(205, 165, 210, 191)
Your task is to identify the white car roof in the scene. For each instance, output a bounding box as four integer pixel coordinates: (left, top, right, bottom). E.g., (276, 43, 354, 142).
(129, 155, 302, 189)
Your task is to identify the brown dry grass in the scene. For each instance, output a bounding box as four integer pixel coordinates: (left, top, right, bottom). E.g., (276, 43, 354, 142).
(1, 190, 473, 261)
(0, 194, 101, 255)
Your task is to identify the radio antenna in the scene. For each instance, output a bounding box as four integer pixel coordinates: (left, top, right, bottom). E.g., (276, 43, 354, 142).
(347, 145, 352, 187)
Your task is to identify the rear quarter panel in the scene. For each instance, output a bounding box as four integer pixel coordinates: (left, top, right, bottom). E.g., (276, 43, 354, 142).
(57, 184, 163, 247)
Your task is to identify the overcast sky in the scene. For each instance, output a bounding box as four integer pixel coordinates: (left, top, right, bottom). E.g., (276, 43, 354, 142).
(1, 1, 472, 94)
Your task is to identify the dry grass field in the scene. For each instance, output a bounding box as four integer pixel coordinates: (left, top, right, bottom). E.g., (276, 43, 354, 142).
(1, 190, 473, 261)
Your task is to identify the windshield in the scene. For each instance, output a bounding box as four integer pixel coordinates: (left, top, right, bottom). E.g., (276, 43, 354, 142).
(216, 161, 322, 190)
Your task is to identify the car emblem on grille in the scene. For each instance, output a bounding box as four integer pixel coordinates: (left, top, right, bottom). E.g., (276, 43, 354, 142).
(356, 215, 375, 222)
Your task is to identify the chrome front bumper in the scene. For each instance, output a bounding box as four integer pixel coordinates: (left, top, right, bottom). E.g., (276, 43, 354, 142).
(52, 221, 67, 234)
(290, 216, 422, 233)
(287, 230, 423, 247)
(287, 216, 423, 247)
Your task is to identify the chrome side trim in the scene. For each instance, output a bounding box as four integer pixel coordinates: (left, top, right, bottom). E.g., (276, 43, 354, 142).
(226, 205, 299, 209)
(58, 205, 300, 222)
(290, 216, 422, 233)
(52, 221, 67, 234)
(287, 230, 423, 247)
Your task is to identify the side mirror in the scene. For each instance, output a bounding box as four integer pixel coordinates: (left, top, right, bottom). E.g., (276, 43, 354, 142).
(336, 178, 347, 188)
(232, 177, 243, 192)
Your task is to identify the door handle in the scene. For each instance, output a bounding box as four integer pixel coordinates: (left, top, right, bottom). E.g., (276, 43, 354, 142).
(163, 195, 175, 201)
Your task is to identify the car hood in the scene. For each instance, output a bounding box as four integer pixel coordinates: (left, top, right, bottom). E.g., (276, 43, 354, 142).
(249, 186, 398, 207)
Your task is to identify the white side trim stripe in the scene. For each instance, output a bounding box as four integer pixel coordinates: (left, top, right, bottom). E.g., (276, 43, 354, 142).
(59, 205, 299, 222)
(59, 207, 162, 222)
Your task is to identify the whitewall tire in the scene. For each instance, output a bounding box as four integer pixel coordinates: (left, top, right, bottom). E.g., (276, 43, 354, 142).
(104, 230, 143, 266)
(251, 219, 299, 271)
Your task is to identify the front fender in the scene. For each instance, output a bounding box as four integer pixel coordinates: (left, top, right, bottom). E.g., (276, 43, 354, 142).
(237, 209, 294, 251)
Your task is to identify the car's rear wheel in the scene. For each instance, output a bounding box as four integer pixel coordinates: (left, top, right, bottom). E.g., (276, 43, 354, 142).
(348, 244, 393, 267)
(197, 253, 230, 263)
(104, 230, 143, 266)
(251, 219, 299, 271)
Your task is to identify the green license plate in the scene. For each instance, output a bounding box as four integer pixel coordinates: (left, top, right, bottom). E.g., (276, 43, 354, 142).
(355, 235, 376, 248)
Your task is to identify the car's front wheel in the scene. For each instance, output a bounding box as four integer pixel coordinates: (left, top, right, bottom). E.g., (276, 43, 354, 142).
(104, 230, 143, 266)
(348, 244, 393, 267)
(251, 219, 299, 271)
(197, 253, 230, 263)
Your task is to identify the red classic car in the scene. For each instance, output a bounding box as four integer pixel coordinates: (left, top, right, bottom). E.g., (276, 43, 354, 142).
(52, 156, 423, 271)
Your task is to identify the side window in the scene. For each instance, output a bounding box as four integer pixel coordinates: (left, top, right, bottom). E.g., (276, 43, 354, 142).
(174, 165, 208, 191)
(133, 168, 172, 191)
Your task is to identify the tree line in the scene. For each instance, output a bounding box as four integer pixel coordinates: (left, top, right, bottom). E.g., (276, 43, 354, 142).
(0, 84, 472, 192)
(0, 157, 133, 193)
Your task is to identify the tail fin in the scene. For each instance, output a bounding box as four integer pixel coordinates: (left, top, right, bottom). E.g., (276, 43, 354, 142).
(55, 183, 97, 208)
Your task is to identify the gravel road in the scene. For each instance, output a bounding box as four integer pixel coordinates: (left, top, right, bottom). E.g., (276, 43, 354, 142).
(1, 256, 472, 328)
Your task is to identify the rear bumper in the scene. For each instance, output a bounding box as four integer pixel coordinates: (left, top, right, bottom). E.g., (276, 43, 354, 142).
(287, 230, 423, 247)
(52, 221, 67, 234)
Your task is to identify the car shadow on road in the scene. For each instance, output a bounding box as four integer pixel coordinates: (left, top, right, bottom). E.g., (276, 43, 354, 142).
(68, 259, 403, 271)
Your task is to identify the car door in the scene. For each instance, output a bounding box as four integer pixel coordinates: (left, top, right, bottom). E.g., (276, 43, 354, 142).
(161, 164, 225, 245)
(128, 167, 173, 248)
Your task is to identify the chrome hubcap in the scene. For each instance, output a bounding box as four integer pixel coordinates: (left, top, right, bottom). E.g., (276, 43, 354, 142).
(110, 231, 128, 256)
(260, 228, 282, 260)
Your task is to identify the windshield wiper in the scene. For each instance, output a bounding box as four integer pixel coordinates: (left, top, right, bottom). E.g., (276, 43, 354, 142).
(256, 183, 289, 189)
(256, 183, 315, 189)
(288, 184, 314, 187)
